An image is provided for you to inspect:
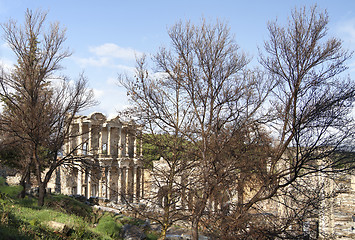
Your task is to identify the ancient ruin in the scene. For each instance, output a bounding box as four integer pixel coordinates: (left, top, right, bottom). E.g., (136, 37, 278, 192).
(0, 112, 354, 238)
(52, 112, 145, 203)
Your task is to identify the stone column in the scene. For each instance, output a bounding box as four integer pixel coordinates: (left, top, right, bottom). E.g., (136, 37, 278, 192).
(98, 167, 103, 198)
(141, 168, 144, 199)
(107, 126, 111, 156)
(133, 134, 137, 158)
(77, 166, 82, 195)
(128, 164, 134, 202)
(118, 127, 122, 157)
(68, 124, 73, 153)
(106, 167, 110, 199)
(84, 168, 88, 198)
(113, 127, 118, 157)
(99, 126, 103, 154)
(136, 167, 141, 202)
(116, 167, 120, 202)
(120, 167, 126, 203)
(87, 169, 91, 198)
(78, 121, 83, 155)
(125, 131, 129, 157)
(108, 167, 116, 201)
(88, 123, 92, 155)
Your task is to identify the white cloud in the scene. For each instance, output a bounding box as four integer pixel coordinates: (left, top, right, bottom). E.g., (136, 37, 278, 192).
(0, 58, 14, 72)
(75, 56, 137, 73)
(75, 56, 110, 68)
(74, 44, 141, 72)
(114, 64, 136, 73)
(336, 18, 355, 75)
(106, 77, 117, 85)
(337, 18, 355, 46)
(89, 43, 143, 61)
(83, 86, 129, 117)
(93, 88, 105, 98)
(1, 42, 11, 50)
(72, 43, 141, 115)
(348, 60, 355, 72)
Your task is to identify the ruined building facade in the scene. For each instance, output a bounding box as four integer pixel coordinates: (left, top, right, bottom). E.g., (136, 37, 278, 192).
(53, 112, 145, 203)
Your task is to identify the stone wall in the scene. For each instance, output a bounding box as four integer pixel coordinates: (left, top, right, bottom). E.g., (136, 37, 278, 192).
(321, 174, 355, 240)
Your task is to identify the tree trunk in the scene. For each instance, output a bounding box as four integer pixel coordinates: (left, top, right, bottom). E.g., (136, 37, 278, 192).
(18, 165, 30, 198)
(38, 181, 46, 206)
(159, 223, 168, 240)
(192, 218, 199, 240)
(191, 192, 209, 240)
(19, 178, 26, 198)
(38, 164, 58, 206)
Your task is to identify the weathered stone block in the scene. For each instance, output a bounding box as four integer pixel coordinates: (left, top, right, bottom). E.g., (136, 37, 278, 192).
(46, 221, 70, 234)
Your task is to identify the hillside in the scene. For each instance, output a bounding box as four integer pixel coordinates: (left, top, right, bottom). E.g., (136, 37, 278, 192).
(0, 177, 159, 240)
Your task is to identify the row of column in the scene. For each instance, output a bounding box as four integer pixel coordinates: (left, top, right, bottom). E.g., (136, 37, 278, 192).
(75, 164, 144, 203)
(68, 123, 142, 158)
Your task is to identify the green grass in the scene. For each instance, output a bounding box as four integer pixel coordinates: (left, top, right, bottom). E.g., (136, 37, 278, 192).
(45, 194, 94, 220)
(146, 231, 160, 240)
(0, 177, 158, 239)
(94, 213, 123, 239)
(0, 178, 107, 239)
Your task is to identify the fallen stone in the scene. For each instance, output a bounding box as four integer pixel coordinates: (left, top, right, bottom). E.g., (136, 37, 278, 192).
(46, 221, 70, 234)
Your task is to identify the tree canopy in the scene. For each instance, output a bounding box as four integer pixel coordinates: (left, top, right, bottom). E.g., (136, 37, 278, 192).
(0, 9, 95, 206)
(121, 6, 355, 240)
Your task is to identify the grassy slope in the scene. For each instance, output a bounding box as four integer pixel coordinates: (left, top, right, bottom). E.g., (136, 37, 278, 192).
(0, 178, 159, 240)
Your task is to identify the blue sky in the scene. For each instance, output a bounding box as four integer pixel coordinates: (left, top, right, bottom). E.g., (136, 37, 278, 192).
(1, 0, 355, 117)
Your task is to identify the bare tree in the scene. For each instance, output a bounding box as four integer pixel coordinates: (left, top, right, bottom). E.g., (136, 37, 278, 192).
(201, 5, 355, 239)
(261, 5, 354, 165)
(120, 56, 199, 239)
(225, 5, 355, 239)
(137, 133, 194, 239)
(121, 6, 355, 239)
(121, 19, 274, 239)
(0, 9, 95, 206)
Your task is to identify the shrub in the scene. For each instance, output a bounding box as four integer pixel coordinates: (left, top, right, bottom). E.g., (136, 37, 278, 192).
(0, 178, 23, 198)
(45, 194, 94, 221)
(96, 213, 122, 239)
